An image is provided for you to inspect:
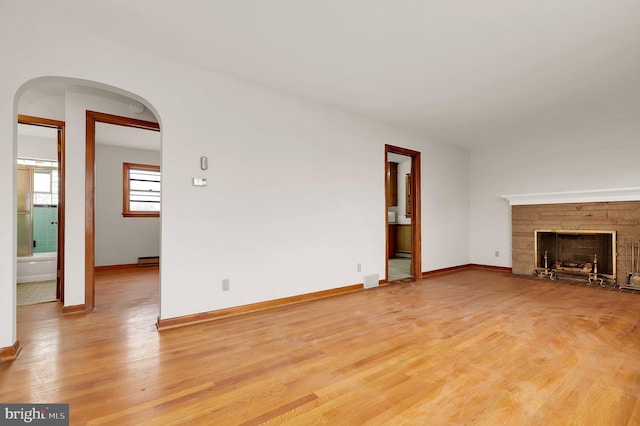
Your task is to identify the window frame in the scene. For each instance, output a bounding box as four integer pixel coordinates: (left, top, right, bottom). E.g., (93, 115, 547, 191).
(122, 162, 161, 218)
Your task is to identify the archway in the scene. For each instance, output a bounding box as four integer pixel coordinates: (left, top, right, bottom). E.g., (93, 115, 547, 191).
(6, 77, 163, 359)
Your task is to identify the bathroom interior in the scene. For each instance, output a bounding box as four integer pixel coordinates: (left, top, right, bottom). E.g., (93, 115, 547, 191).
(16, 123, 59, 305)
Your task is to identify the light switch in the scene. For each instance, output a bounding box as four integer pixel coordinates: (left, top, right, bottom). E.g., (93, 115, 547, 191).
(192, 177, 207, 187)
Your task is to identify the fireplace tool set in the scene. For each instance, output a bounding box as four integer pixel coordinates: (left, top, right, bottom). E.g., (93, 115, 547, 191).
(620, 240, 640, 290)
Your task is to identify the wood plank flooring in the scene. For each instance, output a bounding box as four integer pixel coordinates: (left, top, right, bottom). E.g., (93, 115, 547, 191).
(2, 267, 640, 424)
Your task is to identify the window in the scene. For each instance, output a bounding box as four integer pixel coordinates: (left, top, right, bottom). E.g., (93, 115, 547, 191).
(17, 159, 59, 206)
(123, 162, 160, 217)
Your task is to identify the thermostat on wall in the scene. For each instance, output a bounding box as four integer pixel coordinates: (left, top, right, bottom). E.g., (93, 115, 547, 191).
(192, 177, 207, 187)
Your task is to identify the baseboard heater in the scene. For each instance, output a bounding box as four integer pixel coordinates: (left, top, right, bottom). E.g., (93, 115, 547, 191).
(137, 256, 159, 267)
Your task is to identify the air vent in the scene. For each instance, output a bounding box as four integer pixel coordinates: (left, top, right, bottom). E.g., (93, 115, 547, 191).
(137, 256, 159, 267)
(363, 274, 379, 289)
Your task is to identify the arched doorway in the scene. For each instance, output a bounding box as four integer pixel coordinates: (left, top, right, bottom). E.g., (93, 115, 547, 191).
(9, 77, 162, 358)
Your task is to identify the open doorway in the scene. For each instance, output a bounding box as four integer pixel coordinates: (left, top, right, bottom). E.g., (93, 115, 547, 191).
(387, 152, 412, 280)
(85, 111, 160, 311)
(9, 79, 163, 363)
(385, 145, 421, 282)
(16, 116, 65, 306)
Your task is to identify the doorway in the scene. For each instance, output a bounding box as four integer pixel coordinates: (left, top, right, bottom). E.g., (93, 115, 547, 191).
(85, 111, 160, 311)
(16, 116, 65, 305)
(385, 144, 421, 282)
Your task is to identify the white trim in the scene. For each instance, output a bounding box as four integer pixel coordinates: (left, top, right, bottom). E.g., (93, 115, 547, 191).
(502, 188, 640, 206)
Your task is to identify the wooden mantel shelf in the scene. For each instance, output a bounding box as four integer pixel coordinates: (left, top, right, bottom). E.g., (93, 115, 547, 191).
(502, 187, 640, 206)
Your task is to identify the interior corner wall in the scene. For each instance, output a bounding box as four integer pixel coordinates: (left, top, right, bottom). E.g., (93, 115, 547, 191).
(469, 114, 640, 268)
(95, 144, 160, 267)
(422, 141, 470, 272)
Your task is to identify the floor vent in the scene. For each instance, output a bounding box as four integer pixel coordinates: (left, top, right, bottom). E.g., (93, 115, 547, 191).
(363, 273, 379, 289)
(137, 256, 159, 267)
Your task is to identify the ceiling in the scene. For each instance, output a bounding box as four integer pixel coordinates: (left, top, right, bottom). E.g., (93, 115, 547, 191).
(8, 1, 640, 147)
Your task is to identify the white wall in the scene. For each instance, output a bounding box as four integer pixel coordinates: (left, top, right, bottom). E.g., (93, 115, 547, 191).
(470, 114, 640, 267)
(17, 82, 65, 122)
(17, 133, 57, 160)
(95, 144, 160, 266)
(422, 141, 470, 271)
(0, 10, 470, 348)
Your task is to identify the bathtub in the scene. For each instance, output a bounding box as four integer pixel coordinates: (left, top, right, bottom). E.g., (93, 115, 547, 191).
(17, 252, 57, 283)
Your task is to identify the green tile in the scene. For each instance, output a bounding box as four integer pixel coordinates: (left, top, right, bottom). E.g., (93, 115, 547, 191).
(33, 206, 57, 253)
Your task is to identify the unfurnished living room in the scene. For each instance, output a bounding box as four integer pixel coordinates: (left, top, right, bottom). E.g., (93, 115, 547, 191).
(1, 1, 640, 424)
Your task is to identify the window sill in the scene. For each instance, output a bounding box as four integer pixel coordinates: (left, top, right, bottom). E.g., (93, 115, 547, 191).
(122, 212, 160, 218)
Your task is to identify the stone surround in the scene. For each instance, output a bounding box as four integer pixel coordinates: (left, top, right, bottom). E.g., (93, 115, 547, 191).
(512, 201, 640, 284)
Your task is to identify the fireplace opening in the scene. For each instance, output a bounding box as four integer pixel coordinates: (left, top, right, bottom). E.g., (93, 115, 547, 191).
(535, 230, 616, 282)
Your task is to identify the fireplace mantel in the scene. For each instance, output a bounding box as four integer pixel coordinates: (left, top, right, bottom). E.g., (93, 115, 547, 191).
(502, 187, 640, 206)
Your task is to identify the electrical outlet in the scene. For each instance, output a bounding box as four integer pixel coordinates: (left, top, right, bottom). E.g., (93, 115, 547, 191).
(495, 251, 500, 257)
(357, 263, 362, 272)
(222, 279, 230, 291)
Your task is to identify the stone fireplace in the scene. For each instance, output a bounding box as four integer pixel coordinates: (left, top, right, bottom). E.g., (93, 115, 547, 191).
(504, 189, 640, 286)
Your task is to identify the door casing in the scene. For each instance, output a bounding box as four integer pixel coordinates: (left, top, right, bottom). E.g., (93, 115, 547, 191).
(385, 144, 422, 281)
(18, 115, 66, 302)
(85, 111, 160, 311)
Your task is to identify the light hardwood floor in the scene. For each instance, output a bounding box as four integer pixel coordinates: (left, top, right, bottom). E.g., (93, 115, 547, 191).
(2, 267, 640, 425)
